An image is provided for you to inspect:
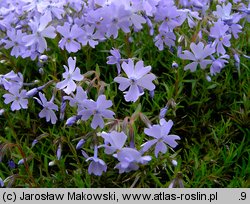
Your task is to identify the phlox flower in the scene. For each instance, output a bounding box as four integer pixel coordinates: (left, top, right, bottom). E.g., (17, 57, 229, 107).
(3, 87, 28, 111)
(114, 59, 156, 102)
(56, 57, 83, 95)
(2, 28, 26, 58)
(34, 92, 58, 124)
(78, 95, 115, 129)
(22, 14, 56, 53)
(107, 48, 122, 74)
(141, 119, 180, 157)
(213, 2, 242, 39)
(210, 20, 231, 55)
(63, 86, 87, 112)
(77, 25, 100, 48)
(86, 145, 107, 176)
(154, 30, 176, 51)
(100, 131, 127, 154)
(114, 147, 151, 173)
(0, 71, 23, 91)
(57, 22, 84, 53)
(210, 54, 229, 76)
(179, 42, 215, 72)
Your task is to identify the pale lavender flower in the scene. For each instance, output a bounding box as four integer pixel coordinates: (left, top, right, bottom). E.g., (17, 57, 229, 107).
(3, 87, 28, 111)
(56, 57, 83, 95)
(57, 22, 84, 53)
(100, 131, 127, 154)
(141, 119, 180, 157)
(34, 92, 58, 124)
(0, 177, 4, 187)
(154, 4, 181, 30)
(179, 9, 202, 28)
(114, 147, 151, 173)
(107, 48, 122, 74)
(86, 145, 107, 176)
(36, 0, 65, 20)
(179, 42, 215, 72)
(154, 30, 176, 51)
(213, 2, 242, 39)
(239, 3, 250, 22)
(114, 59, 156, 102)
(77, 25, 100, 48)
(210, 54, 229, 75)
(78, 95, 115, 129)
(63, 86, 87, 112)
(2, 28, 26, 57)
(0, 71, 23, 91)
(105, 3, 131, 39)
(210, 20, 231, 55)
(22, 14, 56, 53)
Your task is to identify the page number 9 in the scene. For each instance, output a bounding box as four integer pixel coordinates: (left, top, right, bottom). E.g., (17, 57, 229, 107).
(240, 192, 246, 200)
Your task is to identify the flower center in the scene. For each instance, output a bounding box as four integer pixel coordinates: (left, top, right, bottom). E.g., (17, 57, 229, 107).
(129, 77, 137, 85)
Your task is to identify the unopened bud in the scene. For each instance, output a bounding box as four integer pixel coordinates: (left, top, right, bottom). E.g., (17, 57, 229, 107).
(76, 139, 85, 150)
(172, 160, 178, 166)
(0, 109, 4, 115)
(57, 143, 62, 160)
(39, 55, 48, 62)
(39, 68, 44, 75)
(18, 159, 24, 165)
(26, 88, 38, 98)
(60, 101, 67, 121)
(66, 116, 77, 126)
(206, 75, 212, 82)
(0, 177, 4, 187)
(159, 106, 168, 119)
(49, 160, 56, 166)
(172, 61, 178, 69)
(149, 90, 154, 99)
(31, 139, 38, 148)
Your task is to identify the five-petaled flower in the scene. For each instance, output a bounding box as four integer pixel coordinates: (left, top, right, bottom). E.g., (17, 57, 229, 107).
(56, 57, 84, 95)
(141, 119, 180, 157)
(34, 92, 58, 124)
(3, 87, 28, 111)
(114, 59, 156, 102)
(78, 95, 115, 129)
(179, 42, 215, 72)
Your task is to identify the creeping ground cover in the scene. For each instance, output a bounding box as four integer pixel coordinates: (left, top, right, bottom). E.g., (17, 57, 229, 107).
(0, 0, 249, 187)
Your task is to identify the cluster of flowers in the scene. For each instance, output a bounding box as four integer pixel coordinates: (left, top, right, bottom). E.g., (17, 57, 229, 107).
(0, 0, 249, 74)
(0, 0, 249, 178)
(0, 51, 180, 176)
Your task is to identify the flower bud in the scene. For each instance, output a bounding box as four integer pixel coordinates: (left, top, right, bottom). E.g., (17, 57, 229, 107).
(26, 88, 38, 98)
(76, 139, 85, 150)
(31, 139, 38, 148)
(159, 106, 168, 119)
(149, 90, 154, 99)
(66, 116, 77, 126)
(0, 109, 4, 115)
(206, 75, 212, 82)
(172, 160, 178, 166)
(57, 143, 62, 160)
(172, 61, 178, 69)
(49, 160, 56, 166)
(0, 177, 4, 187)
(18, 159, 24, 165)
